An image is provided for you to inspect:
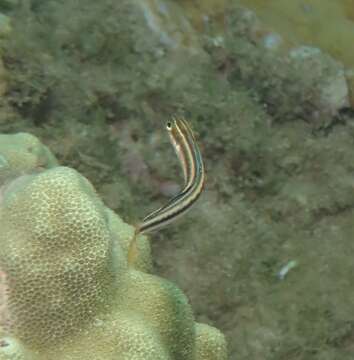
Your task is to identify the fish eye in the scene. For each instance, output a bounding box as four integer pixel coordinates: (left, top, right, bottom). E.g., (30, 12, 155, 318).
(166, 121, 172, 130)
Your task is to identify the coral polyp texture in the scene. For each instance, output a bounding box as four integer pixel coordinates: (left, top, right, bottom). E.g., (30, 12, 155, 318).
(0, 133, 227, 360)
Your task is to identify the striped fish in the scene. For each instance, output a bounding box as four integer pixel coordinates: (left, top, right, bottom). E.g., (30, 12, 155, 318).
(128, 117, 205, 264)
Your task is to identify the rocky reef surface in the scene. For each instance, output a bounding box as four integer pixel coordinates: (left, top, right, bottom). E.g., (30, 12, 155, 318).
(0, 0, 354, 359)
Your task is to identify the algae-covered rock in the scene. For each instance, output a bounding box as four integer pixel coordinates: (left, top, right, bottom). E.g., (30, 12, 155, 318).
(237, 0, 354, 69)
(0, 132, 57, 185)
(217, 4, 350, 124)
(0, 132, 227, 360)
(0, 14, 10, 38)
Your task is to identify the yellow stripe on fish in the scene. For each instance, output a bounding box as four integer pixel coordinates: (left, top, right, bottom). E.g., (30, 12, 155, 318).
(128, 117, 205, 265)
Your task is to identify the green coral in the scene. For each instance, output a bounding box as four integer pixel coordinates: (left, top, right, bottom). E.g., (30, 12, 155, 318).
(0, 133, 227, 360)
(0, 132, 57, 184)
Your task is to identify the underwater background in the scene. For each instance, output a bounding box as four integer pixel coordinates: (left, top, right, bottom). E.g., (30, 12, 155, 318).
(1, 0, 354, 359)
